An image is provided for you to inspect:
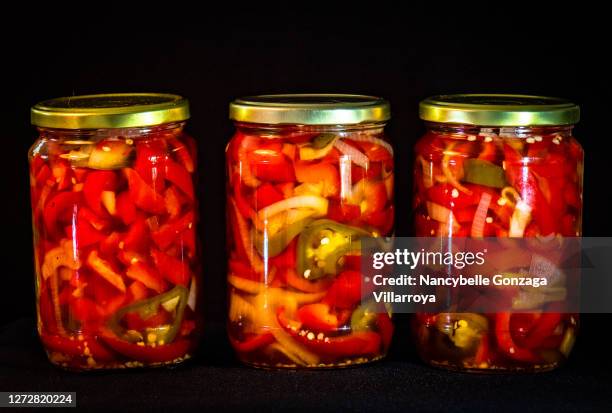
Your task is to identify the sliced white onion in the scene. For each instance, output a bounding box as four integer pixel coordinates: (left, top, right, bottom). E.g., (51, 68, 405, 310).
(339, 155, 353, 200)
(346, 133, 394, 156)
(509, 200, 532, 238)
(187, 276, 197, 311)
(333, 139, 369, 169)
(257, 195, 328, 220)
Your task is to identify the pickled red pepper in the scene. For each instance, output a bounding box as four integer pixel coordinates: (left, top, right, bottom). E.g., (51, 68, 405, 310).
(29, 94, 200, 370)
(227, 95, 394, 368)
(413, 95, 582, 372)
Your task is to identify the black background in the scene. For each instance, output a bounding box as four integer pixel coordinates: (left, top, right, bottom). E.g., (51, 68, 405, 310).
(1, 6, 611, 411)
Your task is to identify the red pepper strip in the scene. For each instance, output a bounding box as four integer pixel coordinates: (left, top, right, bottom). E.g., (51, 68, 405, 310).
(233, 175, 262, 227)
(269, 238, 297, 269)
(124, 168, 166, 215)
(40, 333, 116, 361)
(323, 270, 365, 310)
(327, 200, 361, 224)
(362, 205, 394, 235)
(100, 333, 191, 363)
(284, 268, 332, 293)
(377, 313, 394, 350)
(494, 313, 539, 362)
(116, 191, 138, 225)
(124, 310, 171, 331)
(503, 144, 557, 235)
(230, 333, 275, 353)
(298, 303, 339, 333)
(165, 159, 194, 200)
(122, 218, 150, 253)
(252, 183, 284, 209)
(83, 170, 117, 217)
(229, 259, 260, 282)
(474, 334, 490, 365)
(168, 137, 195, 173)
(294, 161, 339, 197)
(35, 164, 52, 184)
(43, 191, 81, 239)
(249, 142, 296, 183)
(164, 186, 182, 219)
(278, 308, 381, 358)
(151, 249, 191, 287)
(427, 183, 477, 209)
(522, 312, 563, 349)
(51, 159, 74, 191)
(229, 197, 264, 273)
(126, 261, 168, 294)
(151, 211, 195, 250)
(68, 211, 106, 248)
(229, 132, 260, 187)
(134, 138, 168, 185)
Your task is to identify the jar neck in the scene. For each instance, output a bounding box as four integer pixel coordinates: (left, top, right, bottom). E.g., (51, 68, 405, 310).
(425, 122, 574, 138)
(234, 121, 386, 136)
(37, 121, 185, 140)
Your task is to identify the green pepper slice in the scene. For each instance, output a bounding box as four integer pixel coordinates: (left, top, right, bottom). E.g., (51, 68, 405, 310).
(299, 134, 338, 160)
(254, 217, 313, 257)
(109, 285, 188, 345)
(463, 159, 507, 188)
(435, 312, 489, 350)
(297, 219, 370, 280)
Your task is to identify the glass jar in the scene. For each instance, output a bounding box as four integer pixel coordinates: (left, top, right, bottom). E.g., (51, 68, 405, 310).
(226, 94, 395, 368)
(413, 94, 582, 372)
(29, 94, 201, 370)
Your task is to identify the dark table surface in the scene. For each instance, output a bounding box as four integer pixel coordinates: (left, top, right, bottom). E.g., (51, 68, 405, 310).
(1, 316, 611, 412)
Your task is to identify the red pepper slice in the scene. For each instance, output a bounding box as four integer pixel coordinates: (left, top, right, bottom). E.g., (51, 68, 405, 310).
(83, 170, 117, 217)
(165, 159, 194, 200)
(522, 312, 563, 349)
(362, 205, 394, 235)
(122, 218, 150, 253)
(228, 259, 260, 282)
(43, 191, 81, 238)
(494, 312, 539, 362)
(134, 138, 168, 185)
(327, 200, 361, 224)
(124, 168, 166, 215)
(294, 161, 340, 197)
(150, 211, 195, 250)
(297, 303, 339, 333)
(69, 217, 105, 248)
(151, 249, 191, 287)
(426, 183, 477, 209)
(249, 143, 296, 182)
(230, 333, 275, 353)
(252, 183, 284, 209)
(164, 186, 182, 219)
(116, 191, 138, 225)
(168, 137, 195, 173)
(126, 261, 168, 294)
(323, 270, 365, 310)
(269, 238, 297, 269)
(377, 313, 394, 350)
(278, 308, 382, 358)
(40, 333, 116, 361)
(51, 159, 75, 191)
(100, 333, 191, 363)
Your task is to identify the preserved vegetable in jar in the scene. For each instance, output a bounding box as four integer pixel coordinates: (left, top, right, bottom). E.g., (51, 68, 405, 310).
(29, 94, 201, 370)
(413, 94, 582, 372)
(227, 94, 395, 368)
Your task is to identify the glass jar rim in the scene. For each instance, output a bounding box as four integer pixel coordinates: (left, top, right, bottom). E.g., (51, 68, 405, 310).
(31, 93, 190, 129)
(419, 94, 580, 126)
(229, 94, 390, 125)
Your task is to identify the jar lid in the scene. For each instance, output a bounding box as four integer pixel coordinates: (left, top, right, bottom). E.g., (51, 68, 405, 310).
(419, 94, 580, 126)
(31, 93, 190, 129)
(229, 94, 390, 125)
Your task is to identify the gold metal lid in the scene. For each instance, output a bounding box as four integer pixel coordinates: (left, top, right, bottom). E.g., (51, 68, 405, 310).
(31, 93, 190, 129)
(229, 94, 390, 125)
(419, 94, 580, 126)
